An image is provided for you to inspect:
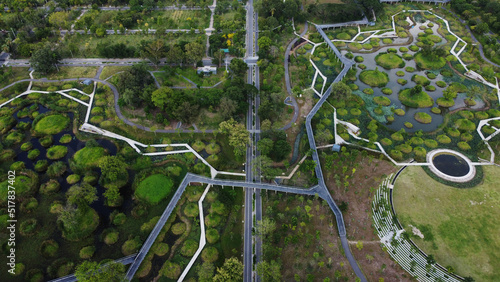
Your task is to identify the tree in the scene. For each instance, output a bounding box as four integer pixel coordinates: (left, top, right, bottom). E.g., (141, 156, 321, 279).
(256, 260, 282, 281)
(426, 254, 436, 265)
(219, 118, 249, 159)
(198, 262, 215, 282)
(219, 97, 237, 119)
(30, 44, 61, 74)
(257, 138, 274, 156)
(167, 45, 184, 65)
(258, 36, 272, 52)
(49, 11, 69, 28)
(410, 85, 423, 96)
(185, 42, 205, 67)
(151, 87, 173, 110)
(67, 183, 98, 205)
(74, 260, 125, 282)
(213, 257, 243, 282)
(331, 81, 352, 101)
(463, 277, 475, 282)
(104, 186, 122, 207)
(214, 50, 225, 68)
(142, 39, 166, 67)
(174, 101, 199, 123)
(98, 156, 128, 185)
(255, 218, 276, 238)
(252, 155, 280, 179)
(475, 22, 489, 35)
(466, 85, 485, 104)
(229, 58, 248, 78)
(443, 86, 457, 100)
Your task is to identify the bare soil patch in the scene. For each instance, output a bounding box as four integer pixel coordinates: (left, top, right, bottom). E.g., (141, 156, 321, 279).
(320, 149, 414, 281)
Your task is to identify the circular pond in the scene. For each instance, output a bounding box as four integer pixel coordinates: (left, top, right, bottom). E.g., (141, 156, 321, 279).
(426, 149, 476, 182)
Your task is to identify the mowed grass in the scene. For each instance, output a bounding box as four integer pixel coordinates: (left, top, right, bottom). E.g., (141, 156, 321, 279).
(394, 166, 500, 281)
(99, 66, 130, 80)
(73, 147, 107, 169)
(135, 174, 173, 204)
(34, 114, 70, 135)
(34, 67, 98, 80)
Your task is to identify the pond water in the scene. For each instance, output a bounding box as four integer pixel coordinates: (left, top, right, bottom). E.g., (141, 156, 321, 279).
(339, 16, 488, 133)
(432, 153, 470, 177)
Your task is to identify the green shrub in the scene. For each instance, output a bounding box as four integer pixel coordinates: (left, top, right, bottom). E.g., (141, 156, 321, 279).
(404, 122, 413, 128)
(399, 88, 434, 108)
(122, 237, 142, 255)
(399, 47, 409, 52)
(457, 141, 471, 150)
(355, 56, 364, 63)
(40, 179, 60, 194)
(34, 114, 69, 135)
(389, 149, 403, 160)
(375, 53, 405, 69)
(21, 142, 33, 151)
(405, 66, 415, 72)
(374, 96, 391, 106)
(362, 43, 373, 50)
(403, 54, 413, 60)
(359, 69, 389, 87)
(153, 242, 169, 256)
(410, 137, 424, 145)
(436, 97, 454, 107)
(424, 139, 438, 148)
(431, 107, 441, 114)
(171, 222, 186, 235)
(201, 246, 219, 263)
(396, 71, 405, 77)
(46, 145, 68, 160)
(396, 144, 412, 154)
(387, 115, 395, 122)
(184, 203, 199, 217)
(461, 132, 473, 142)
(135, 174, 173, 204)
(47, 161, 67, 178)
(455, 119, 476, 131)
(104, 231, 119, 245)
(350, 108, 362, 116)
(79, 246, 95, 259)
(206, 228, 220, 244)
(409, 45, 419, 52)
(181, 239, 198, 257)
(381, 138, 393, 146)
(436, 81, 447, 88)
(161, 261, 181, 279)
(437, 134, 451, 144)
(34, 160, 49, 172)
(363, 88, 374, 95)
(475, 111, 489, 119)
(394, 109, 405, 116)
(382, 88, 393, 95)
(382, 38, 393, 44)
(397, 79, 408, 85)
(358, 64, 366, 70)
(412, 75, 430, 86)
(391, 132, 404, 141)
(425, 85, 436, 91)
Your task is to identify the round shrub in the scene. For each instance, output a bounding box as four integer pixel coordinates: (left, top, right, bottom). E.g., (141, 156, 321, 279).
(122, 237, 142, 255)
(350, 108, 362, 116)
(455, 119, 476, 131)
(405, 66, 415, 72)
(135, 174, 173, 205)
(436, 81, 447, 88)
(475, 111, 489, 119)
(40, 179, 61, 194)
(205, 213, 222, 227)
(461, 132, 473, 142)
(79, 246, 95, 259)
(375, 53, 405, 69)
(402, 53, 413, 60)
(349, 84, 359, 91)
(382, 88, 393, 95)
(426, 72, 437, 79)
(394, 109, 405, 116)
(381, 138, 393, 146)
(396, 71, 405, 77)
(28, 149, 40, 160)
(171, 222, 186, 235)
(391, 132, 404, 141)
(424, 139, 438, 148)
(359, 69, 389, 87)
(192, 140, 206, 152)
(414, 112, 432, 123)
(201, 246, 219, 263)
(104, 231, 119, 245)
(59, 134, 72, 144)
(414, 53, 446, 69)
(387, 115, 395, 122)
(399, 47, 409, 52)
(397, 79, 408, 85)
(363, 88, 374, 95)
(40, 240, 59, 258)
(39, 135, 53, 147)
(437, 134, 451, 144)
(20, 218, 38, 236)
(21, 142, 33, 151)
(431, 107, 441, 114)
(184, 203, 199, 217)
(66, 174, 80, 185)
(154, 242, 169, 256)
(374, 96, 391, 106)
(205, 142, 221, 154)
(21, 197, 38, 212)
(47, 161, 67, 178)
(112, 213, 127, 225)
(409, 45, 419, 52)
(436, 97, 454, 107)
(34, 160, 49, 172)
(355, 56, 364, 63)
(382, 38, 393, 44)
(389, 150, 403, 160)
(181, 239, 198, 257)
(362, 43, 373, 50)
(10, 161, 25, 171)
(404, 122, 413, 128)
(337, 108, 348, 116)
(459, 110, 474, 119)
(425, 85, 436, 91)
(412, 75, 430, 86)
(358, 64, 366, 70)
(161, 261, 181, 279)
(206, 228, 220, 244)
(414, 147, 427, 159)
(457, 141, 471, 150)
(410, 137, 424, 145)
(46, 145, 68, 160)
(34, 114, 69, 135)
(398, 88, 434, 108)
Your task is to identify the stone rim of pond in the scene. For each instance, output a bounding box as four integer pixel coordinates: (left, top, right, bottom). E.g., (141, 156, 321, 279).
(426, 149, 476, 183)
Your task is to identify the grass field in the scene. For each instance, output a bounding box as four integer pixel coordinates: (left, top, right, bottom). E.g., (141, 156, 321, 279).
(72, 147, 107, 169)
(99, 66, 130, 80)
(34, 67, 98, 80)
(34, 114, 70, 135)
(394, 166, 500, 281)
(135, 174, 173, 204)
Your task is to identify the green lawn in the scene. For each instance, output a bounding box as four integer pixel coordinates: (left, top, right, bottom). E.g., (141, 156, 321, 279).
(375, 53, 405, 69)
(359, 69, 389, 87)
(33, 67, 98, 80)
(72, 147, 107, 169)
(394, 166, 500, 281)
(135, 174, 173, 204)
(398, 88, 434, 108)
(34, 114, 70, 135)
(414, 53, 446, 69)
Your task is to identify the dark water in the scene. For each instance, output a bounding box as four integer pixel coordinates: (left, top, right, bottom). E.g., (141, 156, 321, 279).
(342, 17, 486, 133)
(433, 154, 470, 176)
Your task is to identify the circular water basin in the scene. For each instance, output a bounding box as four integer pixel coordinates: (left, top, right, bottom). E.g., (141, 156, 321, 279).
(426, 149, 476, 182)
